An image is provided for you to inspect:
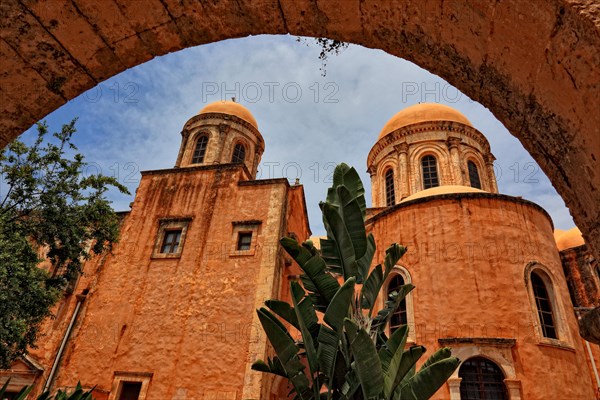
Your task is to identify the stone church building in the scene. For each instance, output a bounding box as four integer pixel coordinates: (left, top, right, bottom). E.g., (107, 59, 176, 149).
(1, 102, 599, 399)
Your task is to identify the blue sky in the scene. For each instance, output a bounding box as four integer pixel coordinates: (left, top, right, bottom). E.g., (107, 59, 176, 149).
(18, 35, 575, 235)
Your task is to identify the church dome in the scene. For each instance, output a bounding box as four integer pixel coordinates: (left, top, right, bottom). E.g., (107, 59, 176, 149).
(400, 185, 486, 203)
(555, 227, 585, 251)
(199, 101, 258, 129)
(378, 103, 473, 140)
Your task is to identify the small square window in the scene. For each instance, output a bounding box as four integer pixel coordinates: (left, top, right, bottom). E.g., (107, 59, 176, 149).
(237, 232, 253, 250)
(161, 229, 182, 254)
(152, 218, 191, 259)
(229, 221, 261, 257)
(118, 381, 142, 400)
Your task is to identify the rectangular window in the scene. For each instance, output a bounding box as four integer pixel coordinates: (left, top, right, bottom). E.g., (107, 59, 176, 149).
(118, 382, 142, 400)
(230, 220, 261, 257)
(152, 218, 192, 259)
(160, 229, 182, 254)
(237, 232, 253, 250)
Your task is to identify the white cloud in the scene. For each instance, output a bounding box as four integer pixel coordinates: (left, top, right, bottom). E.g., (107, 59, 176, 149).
(23, 35, 575, 235)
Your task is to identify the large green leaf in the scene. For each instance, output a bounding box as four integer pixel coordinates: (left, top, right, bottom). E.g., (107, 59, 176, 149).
(321, 203, 358, 280)
(281, 236, 315, 266)
(340, 367, 361, 399)
(397, 357, 460, 400)
(337, 186, 367, 261)
(380, 324, 409, 374)
(390, 345, 425, 398)
(317, 278, 356, 398)
(265, 299, 299, 330)
(256, 308, 310, 397)
(290, 281, 320, 393)
(383, 244, 407, 275)
(361, 264, 383, 311)
(383, 325, 410, 398)
(419, 348, 454, 371)
(327, 163, 366, 217)
(320, 237, 342, 274)
(343, 318, 359, 344)
(252, 357, 289, 379)
(350, 328, 384, 398)
(323, 278, 355, 331)
(317, 325, 338, 381)
(372, 284, 415, 332)
(281, 237, 340, 310)
(356, 233, 376, 281)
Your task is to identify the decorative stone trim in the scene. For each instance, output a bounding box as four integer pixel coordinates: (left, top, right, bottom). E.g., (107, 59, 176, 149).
(367, 121, 490, 167)
(439, 337, 516, 347)
(524, 262, 574, 348)
(230, 221, 261, 257)
(151, 217, 192, 259)
(504, 379, 524, 399)
(447, 377, 462, 400)
(366, 192, 554, 230)
(383, 266, 416, 342)
(108, 371, 153, 400)
(440, 338, 522, 400)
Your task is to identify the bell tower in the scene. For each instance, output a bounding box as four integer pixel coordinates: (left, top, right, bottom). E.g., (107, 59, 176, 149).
(175, 100, 265, 178)
(367, 103, 498, 207)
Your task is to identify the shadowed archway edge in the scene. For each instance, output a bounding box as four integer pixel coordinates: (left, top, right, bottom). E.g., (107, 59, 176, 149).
(1, 0, 598, 260)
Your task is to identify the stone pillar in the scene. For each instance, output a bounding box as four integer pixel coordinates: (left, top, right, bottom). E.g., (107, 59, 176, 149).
(484, 153, 499, 193)
(368, 166, 378, 206)
(251, 148, 261, 178)
(394, 142, 410, 199)
(504, 379, 523, 400)
(216, 123, 230, 163)
(241, 186, 287, 399)
(175, 129, 190, 167)
(447, 377, 462, 400)
(446, 136, 464, 185)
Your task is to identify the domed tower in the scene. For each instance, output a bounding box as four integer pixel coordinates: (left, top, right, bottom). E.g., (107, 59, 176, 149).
(175, 101, 265, 178)
(367, 103, 498, 207)
(365, 103, 597, 399)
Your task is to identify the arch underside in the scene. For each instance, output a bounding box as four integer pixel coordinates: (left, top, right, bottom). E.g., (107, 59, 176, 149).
(1, 0, 598, 260)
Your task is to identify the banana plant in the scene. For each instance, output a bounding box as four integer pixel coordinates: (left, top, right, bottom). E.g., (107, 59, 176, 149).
(252, 163, 459, 399)
(0, 379, 94, 400)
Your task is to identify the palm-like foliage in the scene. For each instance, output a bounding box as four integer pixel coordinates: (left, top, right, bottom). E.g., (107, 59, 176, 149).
(0, 379, 94, 400)
(252, 163, 459, 399)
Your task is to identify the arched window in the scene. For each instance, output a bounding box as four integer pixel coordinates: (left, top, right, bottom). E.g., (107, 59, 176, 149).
(232, 143, 246, 163)
(421, 155, 439, 189)
(385, 168, 395, 206)
(467, 160, 482, 189)
(531, 271, 558, 339)
(459, 357, 508, 400)
(388, 274, 407, 333)
(191, 135, 209, 164)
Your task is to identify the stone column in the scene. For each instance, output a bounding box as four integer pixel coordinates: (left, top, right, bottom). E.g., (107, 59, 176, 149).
(446, 136, 464, 185)
(175, 129, 190, 167)
(251, 148, 261, 178)
(484, 153, 499, 193)
(367, 166, 378, 206)
(215, 123, 230, 163)
(504, 379, 523, 400)
(447, 377, 462, 400)
(394, 142, 410, 199)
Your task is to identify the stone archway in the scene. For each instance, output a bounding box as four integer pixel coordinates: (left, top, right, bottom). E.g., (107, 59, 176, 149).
(1, 0, 599, 259)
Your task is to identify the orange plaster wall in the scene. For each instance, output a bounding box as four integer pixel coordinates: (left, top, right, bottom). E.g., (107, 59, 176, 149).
(368, 194, 596, 399)
(28, 165, 298, 399)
